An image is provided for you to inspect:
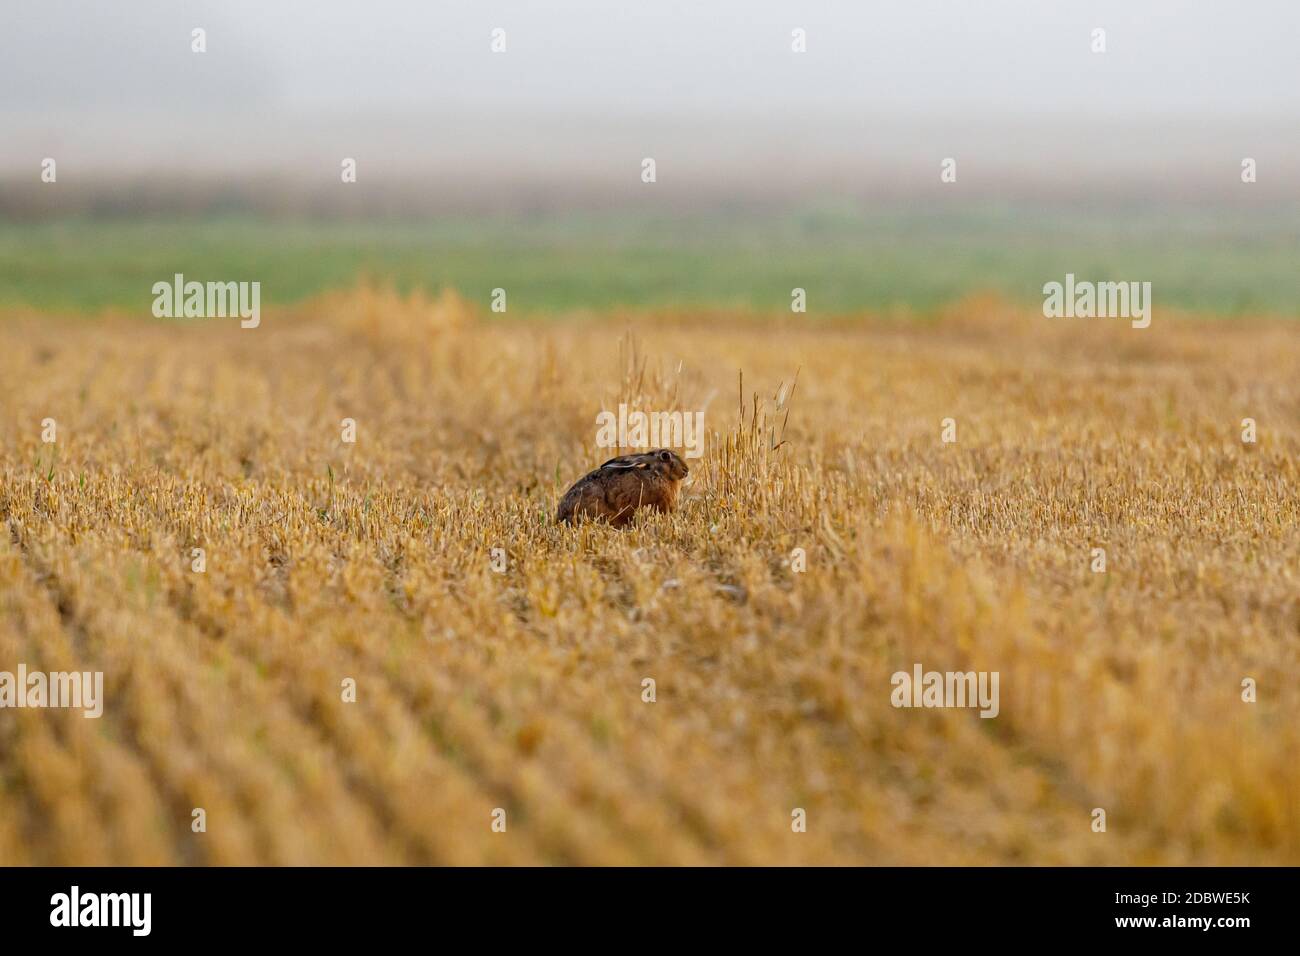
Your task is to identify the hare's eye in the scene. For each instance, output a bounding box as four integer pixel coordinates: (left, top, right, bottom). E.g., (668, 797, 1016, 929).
(660, 451, 670, 462)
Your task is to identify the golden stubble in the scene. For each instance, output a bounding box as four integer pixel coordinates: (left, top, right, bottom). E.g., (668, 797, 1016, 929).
(0, 289, 1296, 865)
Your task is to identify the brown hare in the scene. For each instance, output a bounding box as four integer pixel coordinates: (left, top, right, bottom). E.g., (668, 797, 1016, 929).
(556, 449, 689, 527)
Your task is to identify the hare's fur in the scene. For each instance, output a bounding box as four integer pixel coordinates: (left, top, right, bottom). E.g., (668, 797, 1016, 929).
(556, 449, 689, 527)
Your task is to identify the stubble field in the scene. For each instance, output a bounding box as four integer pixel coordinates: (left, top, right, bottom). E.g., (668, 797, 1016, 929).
(1, 287, 1297, 864)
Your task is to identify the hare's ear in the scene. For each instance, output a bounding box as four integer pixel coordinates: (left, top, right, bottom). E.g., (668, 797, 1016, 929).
(600, 455, 639, 470)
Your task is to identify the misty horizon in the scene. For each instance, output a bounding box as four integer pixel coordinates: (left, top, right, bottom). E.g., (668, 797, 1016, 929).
(5, 0, 1299, 208)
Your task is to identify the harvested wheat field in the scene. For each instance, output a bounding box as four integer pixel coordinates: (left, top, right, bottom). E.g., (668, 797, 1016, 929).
(0, 288, 1297, 865)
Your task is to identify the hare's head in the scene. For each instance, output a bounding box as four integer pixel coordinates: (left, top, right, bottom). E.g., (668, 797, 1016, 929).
(644, 448, 689, 481)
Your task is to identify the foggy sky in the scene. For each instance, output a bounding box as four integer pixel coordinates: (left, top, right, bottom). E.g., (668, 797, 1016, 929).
(4, 0, 1298, 198)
